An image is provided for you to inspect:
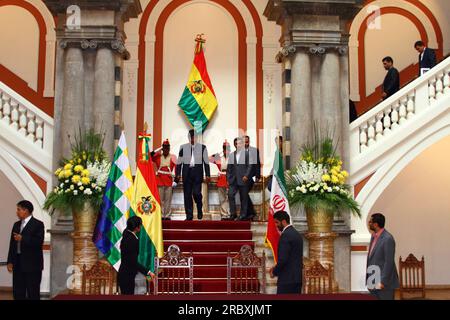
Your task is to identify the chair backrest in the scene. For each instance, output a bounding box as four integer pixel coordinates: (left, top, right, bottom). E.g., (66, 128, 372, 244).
(81, 259, 117, 295)
(303, 259, 332, 294)
(153, 245, 193, 295)
(399, 254, 425, 299)
(227, 245, 266, 294)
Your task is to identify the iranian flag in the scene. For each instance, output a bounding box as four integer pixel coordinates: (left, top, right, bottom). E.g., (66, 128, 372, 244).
(265, 147, 290, 263)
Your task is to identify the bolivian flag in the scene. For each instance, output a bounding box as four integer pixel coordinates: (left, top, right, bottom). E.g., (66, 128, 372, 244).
(178, 35, 218, 132)
(129, 132, 164, 272)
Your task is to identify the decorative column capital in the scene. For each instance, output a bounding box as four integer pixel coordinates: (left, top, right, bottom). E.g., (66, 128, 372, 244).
(276, 44, 349, 62)
(59, 39, 130, 59)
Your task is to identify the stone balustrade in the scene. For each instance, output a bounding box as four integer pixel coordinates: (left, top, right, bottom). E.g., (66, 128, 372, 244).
(0, 82, 53, 152)
(349, 57, 450, 184)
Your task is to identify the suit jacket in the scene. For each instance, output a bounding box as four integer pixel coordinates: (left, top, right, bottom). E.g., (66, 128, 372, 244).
(382, 67, 400, 98)
(227, 147, 259, 187)
(273, 225, 303, 285)
(366, 229, 400, 290)
(175, 143, 210, 183)
(118, 230, 148, 276)
(419, 48, 437, 74)
(7, 216, 44, 272)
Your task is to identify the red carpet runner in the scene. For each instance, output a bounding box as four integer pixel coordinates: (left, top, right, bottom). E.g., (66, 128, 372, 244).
(162, 220, 253, 294)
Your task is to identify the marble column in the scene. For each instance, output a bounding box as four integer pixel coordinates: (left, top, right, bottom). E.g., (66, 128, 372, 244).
(264, 0, 364, 292)
(290, 51, 312, 165)
(320, 50, 342, 154)
(44, 0, 142, 297)
(93, 47, 115, 158)
(61, 47, 85, 158)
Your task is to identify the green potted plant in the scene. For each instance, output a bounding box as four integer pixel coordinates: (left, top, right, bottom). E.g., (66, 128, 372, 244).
(286, 130, 360, 292)
(44, 128, 110, 293)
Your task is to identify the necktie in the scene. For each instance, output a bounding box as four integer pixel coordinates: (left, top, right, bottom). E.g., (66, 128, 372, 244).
(17, 220, 25, 254)
(190, 145, 195, 167)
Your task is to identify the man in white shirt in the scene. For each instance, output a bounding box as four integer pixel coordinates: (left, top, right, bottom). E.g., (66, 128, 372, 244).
(175, 129, 211, 220)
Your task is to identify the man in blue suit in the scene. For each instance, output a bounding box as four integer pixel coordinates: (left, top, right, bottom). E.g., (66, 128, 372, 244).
(415, 40, 436, 76)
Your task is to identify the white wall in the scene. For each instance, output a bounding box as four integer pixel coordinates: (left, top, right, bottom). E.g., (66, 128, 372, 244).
(371, 135, 450, 285)
(0, 171, 50, 293)
(420, 0, 450, 55)
(0, 5, 39, 91)
(0, 171, 21, 288)
(161, 2, 239, 177)
(364, 14, 420, 96)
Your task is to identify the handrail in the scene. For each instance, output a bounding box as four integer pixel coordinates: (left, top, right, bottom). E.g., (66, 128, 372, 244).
(351, 56, 450, 131)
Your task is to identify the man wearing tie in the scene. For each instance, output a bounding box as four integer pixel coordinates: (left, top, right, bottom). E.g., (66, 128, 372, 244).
(243, 135, 261, 220)
(7, 200, 44, 300)
(415, 40, 437, 76)
(175, 129, 211, 221)
(227, 137, 260, 221)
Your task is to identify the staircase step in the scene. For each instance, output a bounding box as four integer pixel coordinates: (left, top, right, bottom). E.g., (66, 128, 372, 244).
(159, 266, 258, 278)
(164, 241, 254, 252)
(153, 279, 260, 293)
(162, 220, 251, 230)
(189, 253, 232, 265)
(163, 230, 253, 241)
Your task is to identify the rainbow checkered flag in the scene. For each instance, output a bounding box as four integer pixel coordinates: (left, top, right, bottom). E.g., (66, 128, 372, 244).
(93, 131, 134, 271)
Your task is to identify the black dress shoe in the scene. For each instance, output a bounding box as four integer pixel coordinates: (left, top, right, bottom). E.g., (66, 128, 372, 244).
(185, 218, 193, 221)
(197, 213, 203, 220)
(229, 215, 237, 221)
(238, 216, 249, 221)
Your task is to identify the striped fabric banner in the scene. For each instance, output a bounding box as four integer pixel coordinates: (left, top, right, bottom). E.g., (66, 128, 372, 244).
(178, 35, 218, 133)
(128, 132, 164, 273)
(93, 131, 134, 271)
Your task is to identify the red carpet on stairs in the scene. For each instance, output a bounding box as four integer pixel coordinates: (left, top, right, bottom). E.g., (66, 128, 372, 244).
(161, 220, 258, 294)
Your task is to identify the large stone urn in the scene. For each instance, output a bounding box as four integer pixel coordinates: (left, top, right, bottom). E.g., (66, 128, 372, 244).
(70, 202, 99, 294)
(305, 208, 338, 292)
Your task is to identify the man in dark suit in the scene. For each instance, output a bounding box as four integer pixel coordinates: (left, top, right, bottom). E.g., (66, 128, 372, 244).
(366, 213, 399, 300)
(243, 135, 261, 219)
(269, 211, 303, 294)
(118, 216, 154, 295)
(415, 40, 437, 75)
(381, 56, 400, 100)
(175, 129, 210, 220)
(7, 200, 44, 300)
(227, 137, 259, 221)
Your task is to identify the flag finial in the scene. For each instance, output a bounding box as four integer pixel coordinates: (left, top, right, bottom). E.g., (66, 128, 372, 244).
(195, 34, 206, 53)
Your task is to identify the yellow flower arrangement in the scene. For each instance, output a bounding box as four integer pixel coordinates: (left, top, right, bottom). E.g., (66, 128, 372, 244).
(64, 163, 73, 170)
(64, 170, 73, 178)
(74, 165, 84, 173)
(71, 175, 81, 184)
(81, 169, 90, 177)
(81, 177, 90, 185)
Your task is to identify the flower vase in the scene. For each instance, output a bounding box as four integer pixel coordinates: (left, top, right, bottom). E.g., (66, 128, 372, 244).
(305, 208, 339, 292)
(70, 202, 99, 294)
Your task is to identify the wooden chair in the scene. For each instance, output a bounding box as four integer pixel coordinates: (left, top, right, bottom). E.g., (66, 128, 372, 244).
(399, 254, 426, 299)
(303, 258, 333, 294)
(227, 245, 266, 294)
(153, 244, 194, 295)
(81, 259, 117, 295)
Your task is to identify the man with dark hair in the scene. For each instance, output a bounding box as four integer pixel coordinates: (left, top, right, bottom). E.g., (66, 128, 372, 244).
(7, 200, 44, 300)
(118, 216, 155, 294)
(382, 56, 400, 100)
(415, 40, 436, 75)
(175, 129, 211, 220)
(242, 135, 261, 220)
(366, 213, 399, 300)
(269, 211, 303, 294)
